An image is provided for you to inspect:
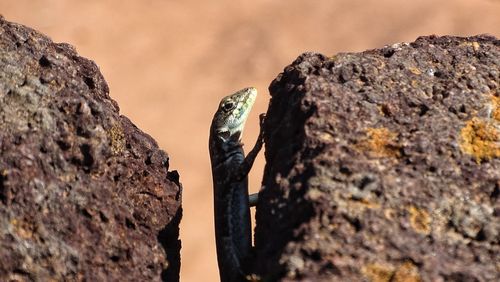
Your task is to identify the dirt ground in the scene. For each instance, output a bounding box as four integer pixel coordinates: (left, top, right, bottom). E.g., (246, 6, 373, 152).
(1, 1, 499, 281)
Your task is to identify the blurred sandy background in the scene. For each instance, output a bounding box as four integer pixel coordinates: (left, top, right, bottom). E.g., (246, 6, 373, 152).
(1, 0, 499, 281)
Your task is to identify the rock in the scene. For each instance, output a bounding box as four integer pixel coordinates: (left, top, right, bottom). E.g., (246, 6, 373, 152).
(0, 17, 181, 281)
(254, 35, 499, 281)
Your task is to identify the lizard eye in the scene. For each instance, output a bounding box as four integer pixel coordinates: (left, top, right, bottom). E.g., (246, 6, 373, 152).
(222, 101, 235, 112)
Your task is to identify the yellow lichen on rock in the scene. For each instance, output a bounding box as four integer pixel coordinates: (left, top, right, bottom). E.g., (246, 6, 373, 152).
(408, 67, 421, 75)
(10, 218, 34, 239)
(392, 262, 421, 282)
(460, 117, 500, 163)
(408, 206, 432, 235)
(108, 124, 126, 155)
(348, 197, 381, 210)
(472, 41, 480, 51)
(459, 92, 500, 162)
(362, 262, 421, 282)
(461, 41, 480, 51)
(492, 94, 500, 121)
(357, 128, 401, 158)
(362, 263, 394, 282)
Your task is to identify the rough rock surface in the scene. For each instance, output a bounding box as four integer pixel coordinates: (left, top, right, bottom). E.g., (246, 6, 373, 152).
(0, 17, 181, 281)
(254, 35, 499, 281)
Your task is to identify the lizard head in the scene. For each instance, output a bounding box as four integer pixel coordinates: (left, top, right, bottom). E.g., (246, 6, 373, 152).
(211, 87, 257, 143)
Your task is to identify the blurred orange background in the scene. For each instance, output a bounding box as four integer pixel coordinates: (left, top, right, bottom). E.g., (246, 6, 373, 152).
(1, 1, 498, 281)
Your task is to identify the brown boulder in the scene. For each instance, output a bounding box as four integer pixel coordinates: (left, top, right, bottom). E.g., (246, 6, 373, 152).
(255, 35, 499, 281)
(0, 17, 181, 281)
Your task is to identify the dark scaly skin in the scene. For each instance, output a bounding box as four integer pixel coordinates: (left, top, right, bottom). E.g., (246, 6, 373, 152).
(209, 87, 264, 282)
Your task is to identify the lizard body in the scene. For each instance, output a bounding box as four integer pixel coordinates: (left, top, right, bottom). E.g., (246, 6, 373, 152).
(209, 87, 264, 282)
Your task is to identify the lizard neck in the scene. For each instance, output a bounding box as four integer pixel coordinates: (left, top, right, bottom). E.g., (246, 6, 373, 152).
(209, 126, 243, 166)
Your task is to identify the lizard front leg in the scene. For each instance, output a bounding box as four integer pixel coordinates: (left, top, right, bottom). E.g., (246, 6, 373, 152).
(234, 113, 266, 182)
(248, 114, 266, 207)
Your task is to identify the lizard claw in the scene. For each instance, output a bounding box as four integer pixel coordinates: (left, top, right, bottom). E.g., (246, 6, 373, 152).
(258, 113, 266, 141)
(258, 113, 266, 126)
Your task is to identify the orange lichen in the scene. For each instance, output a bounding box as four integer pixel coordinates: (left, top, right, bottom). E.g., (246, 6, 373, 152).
(408, 67, 421, 75)
(357, 128, 401, 158)
(362, 262, 421, 282)
(460, 117, 500, 163)
(392, 262, 421, 282)
(362, 263, 394, 282)
(348, 197, 381, 210)
(10, 218, 34, 239)
(408, 206, 432, 235)
(492, 94, 500, 121)
(461, 41, 480, 51)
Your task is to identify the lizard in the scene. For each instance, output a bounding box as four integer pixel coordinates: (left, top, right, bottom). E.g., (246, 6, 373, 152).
(209, 87, 265, 282)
